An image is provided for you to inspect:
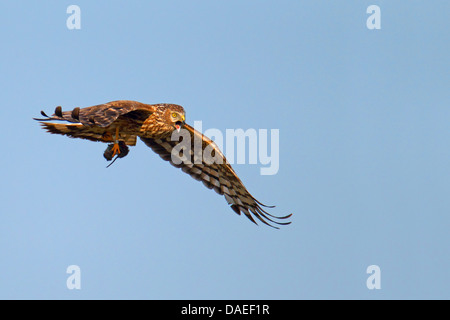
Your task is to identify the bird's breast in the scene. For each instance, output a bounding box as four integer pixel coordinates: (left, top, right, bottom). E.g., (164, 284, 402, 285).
(139, 118, 174, 139)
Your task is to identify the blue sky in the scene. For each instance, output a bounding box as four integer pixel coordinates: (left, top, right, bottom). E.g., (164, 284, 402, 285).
(0, 1, 449, 299)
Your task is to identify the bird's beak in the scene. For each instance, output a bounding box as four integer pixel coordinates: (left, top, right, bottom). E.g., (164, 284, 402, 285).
(175, 120, 184, 133)
(175, 115, 186, 132)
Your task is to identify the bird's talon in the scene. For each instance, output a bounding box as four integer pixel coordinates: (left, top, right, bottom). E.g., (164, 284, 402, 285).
(111, 142, 121, 157)
(104, 141, 129, 162)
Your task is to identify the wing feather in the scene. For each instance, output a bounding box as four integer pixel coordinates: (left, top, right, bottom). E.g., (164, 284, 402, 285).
(140, 124, 292, 228)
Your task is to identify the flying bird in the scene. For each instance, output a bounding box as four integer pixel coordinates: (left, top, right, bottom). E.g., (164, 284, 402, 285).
(34, 100, 292, 228)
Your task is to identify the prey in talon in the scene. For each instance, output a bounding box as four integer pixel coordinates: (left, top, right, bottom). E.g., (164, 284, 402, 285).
(104, 140, 130, 167)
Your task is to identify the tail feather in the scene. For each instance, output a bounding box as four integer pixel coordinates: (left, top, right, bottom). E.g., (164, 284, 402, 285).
(39, 122, 137, 146)
(40, 122, 106, 142)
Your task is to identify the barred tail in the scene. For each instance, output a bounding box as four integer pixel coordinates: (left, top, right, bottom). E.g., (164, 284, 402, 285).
(39, 122, 106, 142)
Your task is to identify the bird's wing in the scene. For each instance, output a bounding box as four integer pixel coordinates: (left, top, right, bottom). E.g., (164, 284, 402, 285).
(140, 123, 292, 228)
(34, 100, 157, 127)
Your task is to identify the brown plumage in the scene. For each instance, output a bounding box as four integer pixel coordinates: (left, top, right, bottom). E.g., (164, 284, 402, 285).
(35, 100, 292, 228)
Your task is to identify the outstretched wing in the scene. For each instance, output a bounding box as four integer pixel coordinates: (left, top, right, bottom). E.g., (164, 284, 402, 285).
(35, 100, 157, 144)
(140, 124, 292, 228)
(35, 100, 156, 127)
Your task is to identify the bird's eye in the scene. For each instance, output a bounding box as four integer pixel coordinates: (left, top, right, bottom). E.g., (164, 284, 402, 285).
(172, 113, 177, 118)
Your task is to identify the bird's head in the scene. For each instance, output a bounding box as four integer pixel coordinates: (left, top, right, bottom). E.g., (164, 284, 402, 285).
(166, 105, 186, 132)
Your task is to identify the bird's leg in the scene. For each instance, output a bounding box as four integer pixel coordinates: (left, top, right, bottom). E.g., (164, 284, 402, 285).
(110, 127, 121, 157)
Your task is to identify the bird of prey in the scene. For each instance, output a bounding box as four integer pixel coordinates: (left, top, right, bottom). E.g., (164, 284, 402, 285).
(34, 100, 292, 228)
